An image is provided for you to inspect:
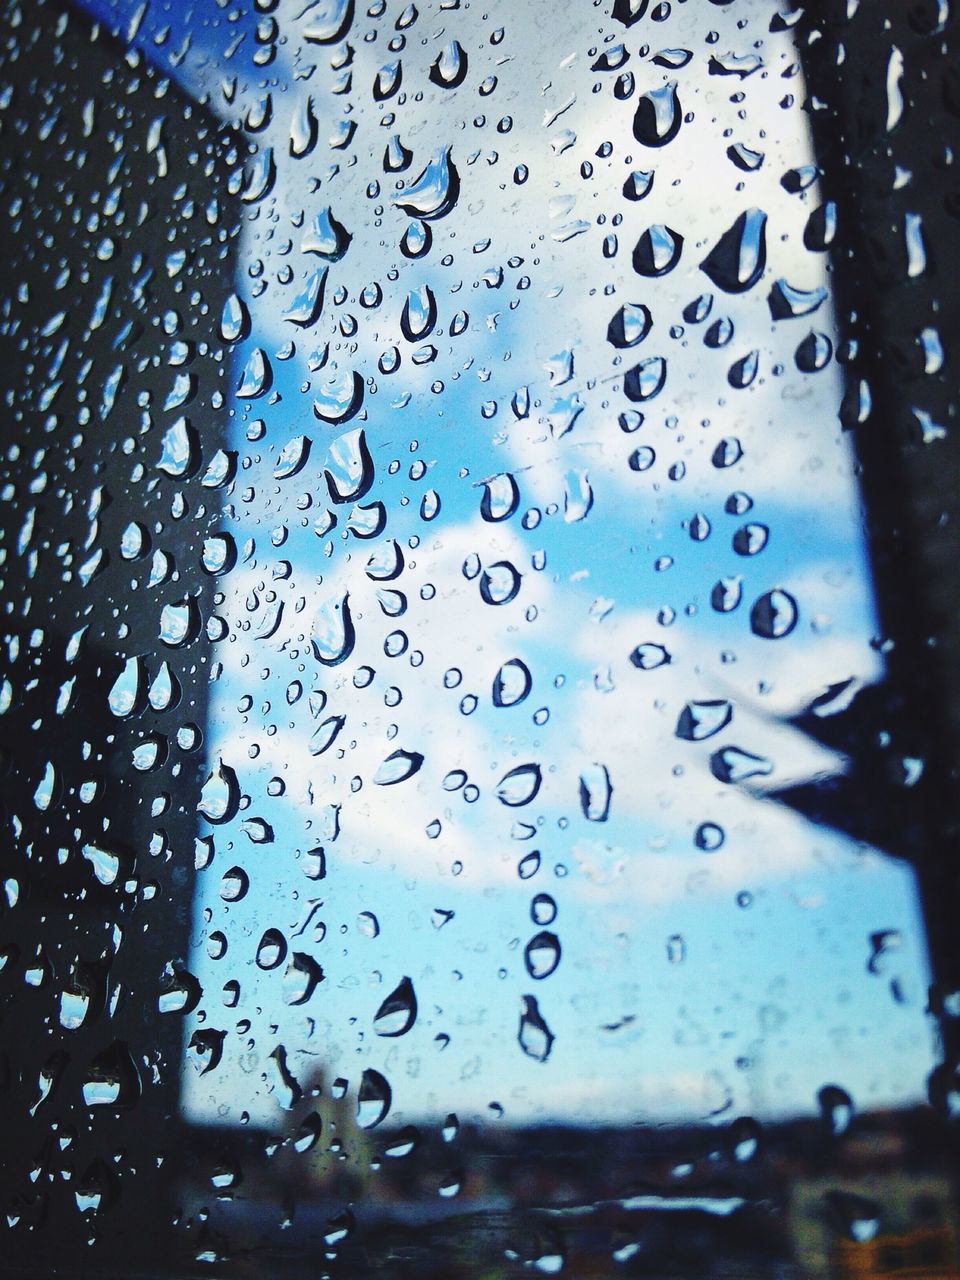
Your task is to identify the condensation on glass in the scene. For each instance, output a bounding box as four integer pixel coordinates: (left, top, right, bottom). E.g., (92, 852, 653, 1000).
(0, 0, 957, 1276)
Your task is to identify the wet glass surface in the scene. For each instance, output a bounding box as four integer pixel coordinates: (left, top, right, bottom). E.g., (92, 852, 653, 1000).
(0, 0, 958, 1276)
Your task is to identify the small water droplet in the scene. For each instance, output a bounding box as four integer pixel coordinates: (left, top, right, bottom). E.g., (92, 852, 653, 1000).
(579, 764, 612, 821)
(374, 976, 417, 1036)
(676, 700, 733, 741)
(750, 588, 798, 639)
(393, 147, 460, 220)
(497, 763, 542, 807)
(524, 932, 561, 980)
(480, 560, 521, 605)
(710, 747, 773, 784)
(429, 41, 468, 88)
(373, 748, 423, 785)
(493, 658, 532, 707)
(701, 209, 767, 294)
(633, 80, 681, 147)
(198, 761, 240, 824)
(312, 590, 356, 666)
(256, 929, 287, 971)
(357, 1068, 392, 1128)
(518, 995, 554, 1061)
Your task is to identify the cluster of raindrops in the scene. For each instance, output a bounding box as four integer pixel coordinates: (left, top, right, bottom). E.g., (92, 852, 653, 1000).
(0, 0, 947, 1268)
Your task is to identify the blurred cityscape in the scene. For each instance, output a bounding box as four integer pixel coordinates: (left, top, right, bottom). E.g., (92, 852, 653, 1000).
(174, 1087, 960, 1279)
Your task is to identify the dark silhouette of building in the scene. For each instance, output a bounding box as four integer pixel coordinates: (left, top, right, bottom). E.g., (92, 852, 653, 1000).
(0, 1, 242, 1273)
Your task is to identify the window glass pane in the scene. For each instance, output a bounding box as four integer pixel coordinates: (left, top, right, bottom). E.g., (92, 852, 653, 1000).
(0, 0, 957, 1275)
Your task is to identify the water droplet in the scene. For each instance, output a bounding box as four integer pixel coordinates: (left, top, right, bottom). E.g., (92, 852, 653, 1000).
(728, 349, 759, 389)
(401, 284, 437, 340)
(256, 929, 287, 971)
(357, 911, 380, 938)
(236, 347, 272, 398)
(524, 932, 561, 980)
(768, 278, 828, 321)
(429, 41, 468, 88)
(401, 220, 432, 258)
(242, 148, 276, 204)
(159, 598, 200, 648)
(795, 330, 833, 373)
(607, 302, 652, 348)
(220, 866, 249, 902)
(374, 58, 402, 101)
(710, 747, 773, 784)
(303, 0, 355, 44)
(695, 820, 725, 851)
(728, 141, 764, 172)
(612, 0, 650, 25)
(374, 976, 417, 1036)
(149, 662, 180, 711)
(284, 267, 327, 327)
(630, 643, 671, 670)
(579, 763, 612, 821)
(624, 356, 666, 402)
(563, 470, 593, 523)
(302, 206, 352, 260)
(374, 748, 424, 785)
(819, 1084, 854, 1136)
(284, 953, 324, 1005)
(289, 95, 319, 158)
(323, 428, 373, 504)
(81, 1042, 141, 1109)
(357, 1068, 392, 1128)
(81, 842, 123, 886)
(709, 50, 763, 78)
(701, 209, 767, 294)
(108, 656, 144, 717)
(217, 293, 248, 343)
(623, 169, 654, 200)
(157, 417, 198, 478)
(480, 472, 519, 521)
(712, 436, 743, 468)
(367, 540, 404, 581)
(750, 588, 798, 639)
(310, 714, 346, 756)
(633, 80, 681, 147)
(593, 43, 629, 71)
(120, 521, 149, 561)
(632, 224, 683, 276)
(518, 995, 554, 1061)
(804, 200, 837, 252)
(198, 761, 240, 824)
(676, 700, 733, 741)
(324, 1209, 356, 1247)
(480, 560, 521, 605)
(733, 523, 768, 556)
(385, 133, 413, 172)
(202, 448, 237, 489)
(311, 590, 356, 666)
(202, 534, 236, 575)
(393, 147, 460, 220)
(497, 763, 542, 807)
(629, 446, 656, 472)
(314, 370, 363, 423)
(519, 851, 542, 879)
(493, 658, 531, 707)
(683, 292, 713, 323)
(385, 1127, 420, 1158)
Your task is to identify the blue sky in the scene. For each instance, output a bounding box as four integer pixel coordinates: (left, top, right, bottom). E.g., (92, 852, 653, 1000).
(80, 0, 938, 1131)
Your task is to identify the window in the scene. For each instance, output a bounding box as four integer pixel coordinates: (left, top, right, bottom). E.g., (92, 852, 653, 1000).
(1, 0, 957, 1275)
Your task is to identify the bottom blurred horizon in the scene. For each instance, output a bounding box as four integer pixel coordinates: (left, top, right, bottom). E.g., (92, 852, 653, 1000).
(165, 1094, 960, 1278)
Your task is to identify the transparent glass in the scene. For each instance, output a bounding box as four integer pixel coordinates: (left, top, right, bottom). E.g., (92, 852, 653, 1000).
(0, 0, 957, 1276)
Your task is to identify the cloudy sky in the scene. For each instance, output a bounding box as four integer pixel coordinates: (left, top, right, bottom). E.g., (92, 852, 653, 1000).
(80, 0, 935, 1131)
